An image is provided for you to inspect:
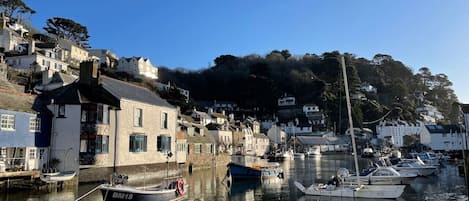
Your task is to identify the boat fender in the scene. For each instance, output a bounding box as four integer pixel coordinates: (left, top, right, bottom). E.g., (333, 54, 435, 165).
(176, 178, 185, 196)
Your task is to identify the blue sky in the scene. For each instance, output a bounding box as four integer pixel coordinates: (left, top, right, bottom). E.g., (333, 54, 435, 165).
(23, 0, 469, 102)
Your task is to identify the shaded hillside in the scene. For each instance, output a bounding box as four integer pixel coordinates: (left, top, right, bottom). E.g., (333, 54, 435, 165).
(158, 50, 458, 131)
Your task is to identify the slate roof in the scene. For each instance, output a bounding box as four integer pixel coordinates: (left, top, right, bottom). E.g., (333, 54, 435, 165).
(100, 76, 174, 108)
(425, 125, 463, 134)
(0, 77, 36, 113)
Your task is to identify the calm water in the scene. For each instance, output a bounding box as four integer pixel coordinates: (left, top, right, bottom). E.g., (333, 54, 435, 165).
(1, 154, 467, 201)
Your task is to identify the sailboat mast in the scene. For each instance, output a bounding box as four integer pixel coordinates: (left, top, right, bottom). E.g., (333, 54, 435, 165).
(339, 56, 361, 186)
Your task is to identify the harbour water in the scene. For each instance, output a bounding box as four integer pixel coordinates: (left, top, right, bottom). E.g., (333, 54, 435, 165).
(1, 154, 467, 201)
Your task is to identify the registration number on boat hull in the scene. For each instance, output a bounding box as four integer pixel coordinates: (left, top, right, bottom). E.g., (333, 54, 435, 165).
(112, 192, 134, 200)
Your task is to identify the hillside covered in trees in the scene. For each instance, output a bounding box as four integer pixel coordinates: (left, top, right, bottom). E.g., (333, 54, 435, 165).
(157, 50, 458, 131)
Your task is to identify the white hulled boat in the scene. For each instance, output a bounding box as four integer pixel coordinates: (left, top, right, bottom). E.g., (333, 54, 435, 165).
(293, 56, 405, 199)
(344, 166, 417, 185)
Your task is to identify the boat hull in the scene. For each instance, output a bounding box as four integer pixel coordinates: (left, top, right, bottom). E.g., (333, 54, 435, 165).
(393, 167, 438, 176)
(345, 176, 415, 185)
(100, 185, 183, 201)
(294, 182, 405, 199)
(228, 162, 283, 180)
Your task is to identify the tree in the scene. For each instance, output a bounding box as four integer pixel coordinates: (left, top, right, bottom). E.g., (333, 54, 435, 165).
(43, 17, 90, 47)
(0, 0, 35, 20)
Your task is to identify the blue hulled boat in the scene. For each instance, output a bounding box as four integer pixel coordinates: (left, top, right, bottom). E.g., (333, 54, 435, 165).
(228, 155, 283, 181)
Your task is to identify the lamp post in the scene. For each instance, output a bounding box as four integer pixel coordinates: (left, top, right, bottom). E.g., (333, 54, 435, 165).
(166, 151, 173, 185)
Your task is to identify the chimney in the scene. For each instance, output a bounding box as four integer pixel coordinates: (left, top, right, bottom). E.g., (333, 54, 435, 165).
(79, 60, 100, 87)
(28, 40, 35, 55)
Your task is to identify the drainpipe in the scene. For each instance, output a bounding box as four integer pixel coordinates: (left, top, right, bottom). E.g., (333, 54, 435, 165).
(113, 109, 119, 173)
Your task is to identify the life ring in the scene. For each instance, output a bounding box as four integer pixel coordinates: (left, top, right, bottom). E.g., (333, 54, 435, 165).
(176, 178, 185, 196)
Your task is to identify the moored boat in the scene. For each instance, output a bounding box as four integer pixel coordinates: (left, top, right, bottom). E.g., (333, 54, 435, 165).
(294, 182, 406, 199)
(344, 166, 417, 185)
(99, 176, 186, 201)
(40, 171, 76, 183)
(227, 161, 283, 180)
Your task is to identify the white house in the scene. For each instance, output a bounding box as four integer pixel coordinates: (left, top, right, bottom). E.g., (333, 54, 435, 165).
(88, 49, 118, 69)
(267, 124, 286, 146)
(6, 41, 69, 72)
(118, 56, 158, 79)
(278, 94, 296, 106)
(253, 133, 269, 157)
(46, 61, 177, 181)
(0, 20, 28, 52)
(191, 109, 213, 126)
(376, 120, 428, 147)
(424, 125, 467, 151)
(416, 104, 444, 124)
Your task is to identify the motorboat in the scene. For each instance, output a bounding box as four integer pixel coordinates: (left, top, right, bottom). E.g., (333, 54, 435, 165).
(306, 146, 321, 156)
(293, 152, 305, 160)
(344, 166, 417, 185)
(392, 160, 438, 176)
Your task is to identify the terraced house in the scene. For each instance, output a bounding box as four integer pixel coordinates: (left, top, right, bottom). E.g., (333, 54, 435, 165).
(45, 61, 177, 182)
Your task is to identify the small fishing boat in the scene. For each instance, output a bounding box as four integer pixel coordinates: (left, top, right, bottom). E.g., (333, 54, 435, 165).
(100, 175, 186, 201)
(227, 162, 283, 180)
(40, 171, 76, 183)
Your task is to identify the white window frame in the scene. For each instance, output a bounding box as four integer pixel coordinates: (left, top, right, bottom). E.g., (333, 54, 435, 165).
(29, 117, 41, 132)
(161, 112, 168, 129)
(29, 148, 36, 159)
(1, 114, 15, 131)
(134, 108, 143, 127)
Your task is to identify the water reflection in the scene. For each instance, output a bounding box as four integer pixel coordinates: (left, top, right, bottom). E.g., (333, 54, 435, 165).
(1, 155, 467, 201)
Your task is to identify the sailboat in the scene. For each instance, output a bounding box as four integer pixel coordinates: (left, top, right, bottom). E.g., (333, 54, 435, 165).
(294, 56, 405, 199)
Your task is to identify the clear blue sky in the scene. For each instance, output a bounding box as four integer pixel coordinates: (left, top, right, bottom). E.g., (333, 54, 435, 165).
(24, 0, 469, 103)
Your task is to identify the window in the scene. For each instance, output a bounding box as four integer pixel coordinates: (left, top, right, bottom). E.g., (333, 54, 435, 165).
(195, 143, 202, 154)
(95, 135, 109, 153)
(80, 140, 87, 153)
(58, 105, 66, 117)
(206, 144, 212, 154)
(97, 104, 109, 124)
(1, 114, 15, 130)
(0, 147, 6, 158)
(39, 149, 45, 160)
(29, 148, 36, 159)
(157, 135, 171, 153)
(29, 117, 41, 132)
(161, 112, 168, 129)
(129, 134, 147, 152)
(134, 108, 143, 127)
